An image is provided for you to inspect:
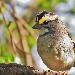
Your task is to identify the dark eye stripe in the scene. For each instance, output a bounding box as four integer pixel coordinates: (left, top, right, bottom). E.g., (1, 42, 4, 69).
(43, 21, 48, 24)
(36, 11, 48, 22)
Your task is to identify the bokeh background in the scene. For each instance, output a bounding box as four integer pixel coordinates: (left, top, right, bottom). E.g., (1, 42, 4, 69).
(0, 0, 75, 72)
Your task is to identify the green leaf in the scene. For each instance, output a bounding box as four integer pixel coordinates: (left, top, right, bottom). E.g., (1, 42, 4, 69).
(0, 57, 5, 63)
(27, 35, 36, 50)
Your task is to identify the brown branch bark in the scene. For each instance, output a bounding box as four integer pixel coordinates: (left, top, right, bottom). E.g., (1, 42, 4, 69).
(0, 63, 68, 75)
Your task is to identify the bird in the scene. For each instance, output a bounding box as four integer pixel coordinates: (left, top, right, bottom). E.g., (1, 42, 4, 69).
(32, 11, 75, 71)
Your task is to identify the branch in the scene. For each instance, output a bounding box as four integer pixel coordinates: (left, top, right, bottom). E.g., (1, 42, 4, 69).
(0, 63, 68, 75)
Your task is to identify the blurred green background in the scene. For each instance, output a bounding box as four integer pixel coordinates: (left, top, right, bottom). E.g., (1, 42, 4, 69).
(0, 0, 75, 68)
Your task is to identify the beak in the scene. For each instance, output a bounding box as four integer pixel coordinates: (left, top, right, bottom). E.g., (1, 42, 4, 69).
(32, 24, 42, 29)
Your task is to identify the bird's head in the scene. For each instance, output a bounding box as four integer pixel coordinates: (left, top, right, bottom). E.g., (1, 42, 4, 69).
(32, 11, 58, 35)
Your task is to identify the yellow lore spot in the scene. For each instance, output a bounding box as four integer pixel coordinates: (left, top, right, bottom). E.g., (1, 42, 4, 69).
(39, 16, 46, 24)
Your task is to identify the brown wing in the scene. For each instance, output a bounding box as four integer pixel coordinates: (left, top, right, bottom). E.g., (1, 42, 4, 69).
(68, 33, 75, 53)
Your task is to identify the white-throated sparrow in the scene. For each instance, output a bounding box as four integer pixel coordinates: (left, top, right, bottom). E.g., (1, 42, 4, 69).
(32, 11, 75, 71)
